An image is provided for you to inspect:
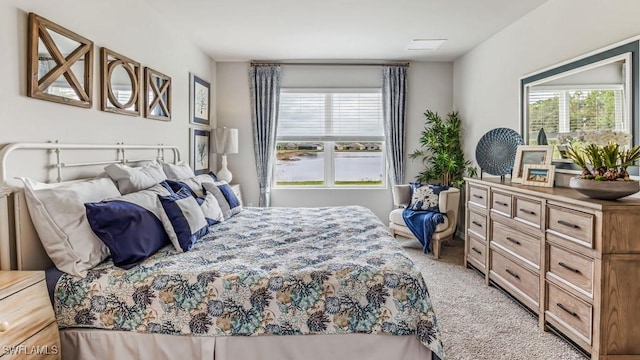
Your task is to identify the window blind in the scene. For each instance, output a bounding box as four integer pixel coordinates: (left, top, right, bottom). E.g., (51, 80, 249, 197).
(277, 90, 383, 141)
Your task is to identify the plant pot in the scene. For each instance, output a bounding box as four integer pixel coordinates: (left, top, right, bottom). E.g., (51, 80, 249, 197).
(569, 178, 640, 200)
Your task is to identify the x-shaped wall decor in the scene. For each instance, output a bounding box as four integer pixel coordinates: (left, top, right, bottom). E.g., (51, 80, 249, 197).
(27, 13, 94, 108)
(144, 67, 172, 121)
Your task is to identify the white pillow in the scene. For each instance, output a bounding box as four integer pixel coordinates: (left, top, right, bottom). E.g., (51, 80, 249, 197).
(21, 177, 121, 277)
(161, 161, 196, 181)
(105, 161, 167, 195)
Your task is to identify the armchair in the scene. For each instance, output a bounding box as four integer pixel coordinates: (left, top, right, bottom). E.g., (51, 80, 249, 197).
(388, 185, 460, 259)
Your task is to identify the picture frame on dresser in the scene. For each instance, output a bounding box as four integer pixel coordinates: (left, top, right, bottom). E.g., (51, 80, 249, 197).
(521, 164, 555, 187)
(190, 128, 211, 175)
(189, 73, 210, 125)
(511, 145, 553, 183)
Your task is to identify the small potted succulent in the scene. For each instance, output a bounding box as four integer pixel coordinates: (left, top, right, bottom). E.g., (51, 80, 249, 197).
(564, 142, 640, 199)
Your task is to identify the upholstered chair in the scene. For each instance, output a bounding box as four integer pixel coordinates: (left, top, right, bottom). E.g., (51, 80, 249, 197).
(388, 185, 460, 259)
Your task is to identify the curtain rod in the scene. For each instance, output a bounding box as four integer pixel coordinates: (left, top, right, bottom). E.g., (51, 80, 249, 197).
(250, 62, 410, 67)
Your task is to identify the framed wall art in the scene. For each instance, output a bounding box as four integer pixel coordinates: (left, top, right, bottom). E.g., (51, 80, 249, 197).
(144, 67, 172, 121)
(190, 73, 210, 125)
(511, 145, 553, 183)
(190, 128, 211, 175)
(522, 164, 555, 187)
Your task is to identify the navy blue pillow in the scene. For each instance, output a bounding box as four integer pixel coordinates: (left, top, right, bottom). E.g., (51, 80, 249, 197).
(158, 188, 209, 252)
(85, 201, 169, 269)
(409, 183, 449, 212)
(208, 171, 219, 182)
(164, 179, 198, 198)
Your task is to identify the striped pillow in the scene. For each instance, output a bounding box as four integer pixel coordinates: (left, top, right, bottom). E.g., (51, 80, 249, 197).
(202, 182, 242, 220)
(157, 188, 209, 252)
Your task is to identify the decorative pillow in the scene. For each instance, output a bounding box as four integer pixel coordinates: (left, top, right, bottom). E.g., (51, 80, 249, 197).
(165, 173, 220, 198)
(161, 161, 196, 181)
(20, 177, 121, 277)
(104, 161, 167, 195)
(85, 184, 171, 269)
(409, 183, 449, 212)
(200, 193, 224, 225)
(158, 188, 209, 252)
(202, 181, 242, 220)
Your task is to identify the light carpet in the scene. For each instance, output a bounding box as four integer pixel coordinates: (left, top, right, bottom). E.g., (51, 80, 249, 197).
(398, 237, 586, 360)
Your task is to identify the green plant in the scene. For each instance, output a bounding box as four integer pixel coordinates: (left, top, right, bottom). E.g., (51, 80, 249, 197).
(409, 110, 472, 187)
(565, 142, 640, 181)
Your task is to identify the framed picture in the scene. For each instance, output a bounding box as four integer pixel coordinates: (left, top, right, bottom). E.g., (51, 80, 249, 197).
(190, 128, 210, 175)
(511, 145, 553, 183)
(189, 73, 210, 125)
(522, 164, 555, 187)
(144, 67, 172, 121)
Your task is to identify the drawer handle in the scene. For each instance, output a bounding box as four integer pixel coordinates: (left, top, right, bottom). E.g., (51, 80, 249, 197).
(506, 237, 521, 246)
(519, 208, 536, 215)
(472, 221, 483, 227)
(471, 247, 482, 255)
(473, 194, 484, 199)
(0, 321, 9, 332)
(505, 268, 520, 280)
(557, 303, 578, 318)
(558, 262, 581, 274)
(557, 220, 580, 229)
(495, 201, 508, 207)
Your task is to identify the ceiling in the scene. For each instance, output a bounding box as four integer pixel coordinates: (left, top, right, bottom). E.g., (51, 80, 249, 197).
(148, 0, 548, 62)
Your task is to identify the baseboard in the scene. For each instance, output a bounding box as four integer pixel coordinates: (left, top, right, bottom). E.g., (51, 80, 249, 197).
(455, 229, 465, 241)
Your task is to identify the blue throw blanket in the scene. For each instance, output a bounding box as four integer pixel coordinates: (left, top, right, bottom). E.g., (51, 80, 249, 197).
(402, 209, 445, 253)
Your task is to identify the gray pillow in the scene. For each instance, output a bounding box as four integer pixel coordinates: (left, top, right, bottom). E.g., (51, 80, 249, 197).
(105, 161, 167, 195)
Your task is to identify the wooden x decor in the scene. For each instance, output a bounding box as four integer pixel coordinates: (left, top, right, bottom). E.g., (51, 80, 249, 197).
(27, 13, 94, 108)
(144, 67, 172, 121)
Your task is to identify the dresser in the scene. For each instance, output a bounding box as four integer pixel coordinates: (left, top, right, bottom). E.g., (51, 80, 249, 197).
(464, 178, 640, 359)
(0, 271, 60, 359)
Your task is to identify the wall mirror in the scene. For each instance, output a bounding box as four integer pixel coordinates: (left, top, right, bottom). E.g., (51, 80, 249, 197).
(100, 48, 140, 116)
(144, 67, 172, 121)
(27, 13, 94, 108)
(521, 39, 639, 172)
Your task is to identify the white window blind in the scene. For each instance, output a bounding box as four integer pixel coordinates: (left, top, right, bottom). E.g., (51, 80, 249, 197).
(277, 90, 383, 141)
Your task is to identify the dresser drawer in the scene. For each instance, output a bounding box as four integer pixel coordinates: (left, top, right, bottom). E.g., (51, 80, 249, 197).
(514, 197, 542, 228)
(468, 185, 488, 209)
(547, 244, 594, 297)
(491, 221, 540, 269)
(546, 282, 593, 345)
(491, 250, 539, 304)
(0, 280, 55, 350)
(14, 322, 60, 359)
(547, 205, 594, 247)
(468, 211, 487, 240)
(467, 235, 486, 270)
(490, 191, 512, 216)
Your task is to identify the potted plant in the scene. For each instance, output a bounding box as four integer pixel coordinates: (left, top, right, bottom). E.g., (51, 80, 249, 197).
(409, 110, 475, 187)
(564, 142, 640, 199)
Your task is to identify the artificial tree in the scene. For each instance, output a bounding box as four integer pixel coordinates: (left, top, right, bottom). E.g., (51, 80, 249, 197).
(410, 110, 475, 187)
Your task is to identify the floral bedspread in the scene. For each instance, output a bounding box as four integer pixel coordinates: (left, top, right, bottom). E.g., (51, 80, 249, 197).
(55, 206, 444, 358)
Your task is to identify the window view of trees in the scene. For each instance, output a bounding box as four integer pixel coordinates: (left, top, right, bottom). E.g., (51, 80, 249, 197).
(529, 89, 621, 140)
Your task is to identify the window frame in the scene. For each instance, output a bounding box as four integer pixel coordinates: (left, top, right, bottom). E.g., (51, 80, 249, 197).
(273, 88, 387, 189)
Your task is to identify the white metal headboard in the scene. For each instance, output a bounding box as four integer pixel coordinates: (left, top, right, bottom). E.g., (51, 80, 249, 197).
(0, 142, 181, 271)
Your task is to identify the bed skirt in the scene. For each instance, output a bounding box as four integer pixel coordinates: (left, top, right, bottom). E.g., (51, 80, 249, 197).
(60, 329, 436, 360)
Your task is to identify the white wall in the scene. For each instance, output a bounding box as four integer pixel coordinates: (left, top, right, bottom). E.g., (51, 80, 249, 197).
(0, 1, 215, 180)
(216, 62, 453, 221)
(454, 0, 640, 182)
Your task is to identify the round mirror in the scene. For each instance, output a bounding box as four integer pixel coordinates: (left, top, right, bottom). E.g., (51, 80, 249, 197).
(107, 60, 138, 109)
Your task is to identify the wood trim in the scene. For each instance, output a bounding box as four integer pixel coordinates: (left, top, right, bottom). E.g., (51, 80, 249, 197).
(144, 67, 172, 121)
(100, 48, 141, 116)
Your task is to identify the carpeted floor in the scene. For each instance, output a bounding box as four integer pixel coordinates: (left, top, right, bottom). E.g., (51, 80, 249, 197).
(397, 236, 587, 360)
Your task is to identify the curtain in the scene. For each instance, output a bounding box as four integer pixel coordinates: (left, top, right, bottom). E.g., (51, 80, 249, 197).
(249, 65, 281, 207)
(382, 65, 408, 186)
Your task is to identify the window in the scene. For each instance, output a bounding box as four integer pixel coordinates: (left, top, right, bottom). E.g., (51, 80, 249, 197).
(274, 89, 385, 187)
(528, 85, 628, 148)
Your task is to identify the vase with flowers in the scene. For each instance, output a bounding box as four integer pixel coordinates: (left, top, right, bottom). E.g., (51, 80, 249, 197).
(564, 142, 640, 200)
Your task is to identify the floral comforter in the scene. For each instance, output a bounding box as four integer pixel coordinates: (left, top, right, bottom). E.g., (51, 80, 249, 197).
(55, 206, 444, 358)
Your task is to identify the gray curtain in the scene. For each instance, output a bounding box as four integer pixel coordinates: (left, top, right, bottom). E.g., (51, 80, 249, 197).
(382, 65, 408, 186)
(249, 65, 281, 207)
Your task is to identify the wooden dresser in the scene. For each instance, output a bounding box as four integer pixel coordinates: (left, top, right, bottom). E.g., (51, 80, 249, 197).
(464, 177, 640, 359)
(0, 271, 60, 359)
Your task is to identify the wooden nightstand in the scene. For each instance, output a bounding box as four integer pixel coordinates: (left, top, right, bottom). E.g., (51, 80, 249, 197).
(230, 184, 243, 206)
(0, 271, 60, 359)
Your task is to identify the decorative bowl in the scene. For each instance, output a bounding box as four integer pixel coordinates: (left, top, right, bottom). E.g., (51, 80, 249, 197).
(569, 178, 640, 200)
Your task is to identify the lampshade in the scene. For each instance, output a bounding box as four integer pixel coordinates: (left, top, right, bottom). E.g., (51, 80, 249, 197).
(213, 128, 239, 154)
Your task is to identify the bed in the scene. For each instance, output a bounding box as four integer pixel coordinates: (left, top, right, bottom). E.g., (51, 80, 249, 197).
(0, 142, 444, 360)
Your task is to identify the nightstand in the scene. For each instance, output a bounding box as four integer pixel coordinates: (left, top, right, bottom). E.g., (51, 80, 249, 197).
(0, 271, 60, 359)
(230, 184, 243, 206)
